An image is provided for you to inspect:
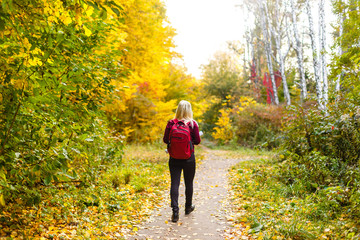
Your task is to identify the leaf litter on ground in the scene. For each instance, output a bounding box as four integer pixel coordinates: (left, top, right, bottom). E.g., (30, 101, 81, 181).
(0, 144, 170, 239)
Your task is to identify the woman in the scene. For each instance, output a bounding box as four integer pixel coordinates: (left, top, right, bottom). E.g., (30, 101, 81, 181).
(163, 100, 201, 222)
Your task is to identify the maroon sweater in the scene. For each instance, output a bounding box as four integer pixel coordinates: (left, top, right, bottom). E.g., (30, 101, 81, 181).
(163, 119, 201, 145)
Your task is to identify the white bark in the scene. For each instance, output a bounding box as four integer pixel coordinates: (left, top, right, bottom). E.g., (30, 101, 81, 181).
(249, 36, 260, 90)
(305, 0, 323, 109)
(260, 0, 279, 105)
(290, 0, 307, 101)
(336, 0, 346, 92)
(271, 0, 291, 105)
(319, 0, 328, 107)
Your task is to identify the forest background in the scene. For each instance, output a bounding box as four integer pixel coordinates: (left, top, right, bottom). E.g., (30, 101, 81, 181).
(0, 0, 359, 238)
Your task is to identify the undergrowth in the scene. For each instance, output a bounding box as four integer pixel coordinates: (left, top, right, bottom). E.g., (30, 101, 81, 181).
(0, 143, 170, 239)
(228, 155, 360, 240)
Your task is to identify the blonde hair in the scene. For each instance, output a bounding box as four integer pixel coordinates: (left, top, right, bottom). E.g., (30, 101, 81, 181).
(175, 100, 194, 127)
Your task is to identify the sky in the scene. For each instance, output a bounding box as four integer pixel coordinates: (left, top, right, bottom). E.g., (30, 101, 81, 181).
(163, 0, 336, 79)
(163, 0, 246, 79)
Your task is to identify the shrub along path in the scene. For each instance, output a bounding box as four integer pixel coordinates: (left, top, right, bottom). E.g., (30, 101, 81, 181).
(130, 149, 248, 240)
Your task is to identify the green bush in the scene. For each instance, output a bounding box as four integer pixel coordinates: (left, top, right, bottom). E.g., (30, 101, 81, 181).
(229, 154, 360, 239)
(0, 0, 124, 205)
(279, 102, 360, 185)
(277, 101, 360, 218)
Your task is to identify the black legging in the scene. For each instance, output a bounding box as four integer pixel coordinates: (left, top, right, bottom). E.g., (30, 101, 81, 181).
(169, 153, 196, 212)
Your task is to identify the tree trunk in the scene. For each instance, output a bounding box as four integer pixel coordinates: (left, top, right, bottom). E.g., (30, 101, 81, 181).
(319, 0, 328, 108)
(260, 0, 279, 105)
(305, 0, 323, 109)
(272, 0, 291, 105)
(290, 0, 307, 101)
(336, 0, 346, 92)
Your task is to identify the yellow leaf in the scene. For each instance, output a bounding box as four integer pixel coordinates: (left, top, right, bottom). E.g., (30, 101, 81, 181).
(31, 47, 44, 56)
(47, 15, 57, 23)
(63, 15, 72, 25)
(86, 7, 94, 17)
(83, 26, 92, 36)
(28, 58, 39, 66)
(0, 194, 5, 206)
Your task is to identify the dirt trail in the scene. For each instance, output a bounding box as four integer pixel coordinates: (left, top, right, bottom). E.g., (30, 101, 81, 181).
(130, 150, 244, 240)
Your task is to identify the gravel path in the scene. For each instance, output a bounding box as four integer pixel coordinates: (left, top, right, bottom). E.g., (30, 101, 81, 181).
(130, 150, 244, 240)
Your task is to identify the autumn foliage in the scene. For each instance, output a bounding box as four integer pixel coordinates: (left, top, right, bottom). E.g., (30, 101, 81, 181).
(0, 0, 199, 208)
(103, 0, 178, 142)
(0, 0, 201, 237)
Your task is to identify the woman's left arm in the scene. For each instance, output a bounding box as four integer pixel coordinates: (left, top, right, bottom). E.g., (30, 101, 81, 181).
(191, 121, 201, 145)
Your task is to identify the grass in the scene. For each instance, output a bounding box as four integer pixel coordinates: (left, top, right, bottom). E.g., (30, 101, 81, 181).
(122, 141, 170, 163)
(201, 138, 275, 160)
(0, 142, 172, 239)
(227, 155, 360, 240)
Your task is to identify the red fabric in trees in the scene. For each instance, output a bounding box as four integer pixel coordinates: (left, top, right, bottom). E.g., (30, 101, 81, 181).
(250, 61, 257, 80)
(250, 61, 261, 100)
(263, 71, 282, 104)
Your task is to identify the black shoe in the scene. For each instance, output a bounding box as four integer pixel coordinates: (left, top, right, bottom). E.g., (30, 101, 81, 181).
(171, 211, 179, 222)
(185, 205, 195, 215)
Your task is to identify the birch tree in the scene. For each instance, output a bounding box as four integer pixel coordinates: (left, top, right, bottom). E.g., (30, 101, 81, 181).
(319, 0, 328, 107)
(266, 0, 291, 105)
(305, 0, 323, 109)
(330, 0, 360, 106)
(290, 0, 307, 101)
(259, 0, 279, 105)
(336, 0, 346, 93)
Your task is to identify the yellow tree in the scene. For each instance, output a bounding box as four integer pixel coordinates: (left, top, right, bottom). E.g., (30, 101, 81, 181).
(162, 63, 206, 123)
(104, 0, 185, 142)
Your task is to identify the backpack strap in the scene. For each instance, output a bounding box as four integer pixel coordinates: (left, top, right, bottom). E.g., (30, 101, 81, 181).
(173, 119, 186, 126)
(187, 120, 194, 129)
(174, 119, 190, 125)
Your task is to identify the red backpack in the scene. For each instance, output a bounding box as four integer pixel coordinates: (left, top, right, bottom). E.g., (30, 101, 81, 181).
(168, 119, 193, 159)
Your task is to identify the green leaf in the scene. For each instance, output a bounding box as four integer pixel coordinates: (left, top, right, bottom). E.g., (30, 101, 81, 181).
(100, 10, 107, 20)
(111, 7, 120, 16)
(249, 222, 263, 233)
(33, 165, 40, 172)
(44, 174, 52, 185)
(56, 31, 65, 41)
(0, 18, 5, 31)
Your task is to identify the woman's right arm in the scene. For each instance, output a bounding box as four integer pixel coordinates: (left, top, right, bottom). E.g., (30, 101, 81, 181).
(163, 121, 172, 144)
